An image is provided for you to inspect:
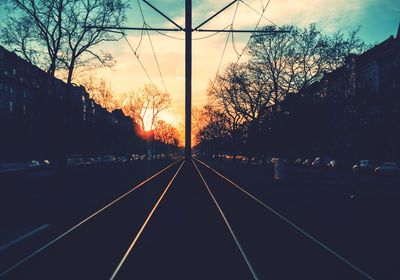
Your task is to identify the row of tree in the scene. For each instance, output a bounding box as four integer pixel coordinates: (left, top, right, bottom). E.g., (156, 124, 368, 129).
(195, 24, 366, 161)
(83, 79, 181, 148)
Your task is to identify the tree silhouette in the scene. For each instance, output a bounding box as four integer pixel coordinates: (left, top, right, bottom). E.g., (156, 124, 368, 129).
(121, 84, 171, 132)
(0, 0, 129, 84)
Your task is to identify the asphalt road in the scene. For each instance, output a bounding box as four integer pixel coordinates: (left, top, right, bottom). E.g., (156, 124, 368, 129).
(1, 158, 398, 279)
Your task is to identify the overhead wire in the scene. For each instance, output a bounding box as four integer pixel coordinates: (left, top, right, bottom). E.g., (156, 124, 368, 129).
(135, 0, 182, 128)
(234, 0, 272, 64)
(124, 35, 155, 86)
(148, 23, 232, 41)
(239, 0, 281, 30)
(136, 0, 168, 93)
(215, 0, 241, 80)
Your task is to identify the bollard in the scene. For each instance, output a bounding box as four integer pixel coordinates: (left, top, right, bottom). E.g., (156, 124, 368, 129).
(274, 158, 285, 180)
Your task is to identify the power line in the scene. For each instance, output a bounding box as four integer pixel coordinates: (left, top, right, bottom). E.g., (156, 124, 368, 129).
(123, 35, 155, 87)
(137, 0, 168, 93)
(215, 0, 240, 79)
(136, 0, 181, 128)
(235, 0, 273, 64)
(145, 24, 168, 93)
(239, 0, 281, 30)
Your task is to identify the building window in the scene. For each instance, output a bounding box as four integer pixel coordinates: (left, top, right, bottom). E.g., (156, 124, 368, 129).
(9, 101, 13, 112)
(12, 69, 16, 76)
(23, 105, 26, 114)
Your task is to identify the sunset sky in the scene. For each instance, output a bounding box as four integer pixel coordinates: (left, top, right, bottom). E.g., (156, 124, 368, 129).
(1, 0, 399, 132)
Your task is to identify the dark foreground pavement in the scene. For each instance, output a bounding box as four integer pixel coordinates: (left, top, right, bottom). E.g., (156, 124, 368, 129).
(1, 158, 396, 279)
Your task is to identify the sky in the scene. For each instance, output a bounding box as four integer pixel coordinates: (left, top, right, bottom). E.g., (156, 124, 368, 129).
(1, 0, 399, 133)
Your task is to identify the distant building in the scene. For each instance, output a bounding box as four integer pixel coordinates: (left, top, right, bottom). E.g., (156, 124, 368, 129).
(0, 45, 142, 162)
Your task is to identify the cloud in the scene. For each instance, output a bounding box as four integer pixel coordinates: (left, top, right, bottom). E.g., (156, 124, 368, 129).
(95, 0, 371, 127)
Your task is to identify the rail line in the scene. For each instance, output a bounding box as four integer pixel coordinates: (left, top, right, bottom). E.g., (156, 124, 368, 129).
(110, 160, 185, 279)
(193, 157, 376, 280)
(0, 159, 182, 278)
(192, 159, 259, 280)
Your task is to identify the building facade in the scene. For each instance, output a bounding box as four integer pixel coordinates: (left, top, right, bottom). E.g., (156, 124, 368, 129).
(300, 25, 400, 161)
(0, 46, 143, 162)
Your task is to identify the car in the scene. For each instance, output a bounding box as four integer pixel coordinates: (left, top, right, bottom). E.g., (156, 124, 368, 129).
(102, 155, 117, 163)
(374, 162, 400, 175)
(293, 158, 302, 165)
(326, 160, 337, 168)
(302, 159, 311, 166)
(116, 156, 128, 163)
(67, 157, 85, 166)
(311, 157, 321, 167)
(352, 160, 378, 174)
(0, 161, 40, 173)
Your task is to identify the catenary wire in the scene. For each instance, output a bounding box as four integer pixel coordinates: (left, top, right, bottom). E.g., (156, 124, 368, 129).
(234, 0, 272, 64)
(239, 0, 281, 30)
(215, 0, 240, 80)
(136, 0, 168, 93)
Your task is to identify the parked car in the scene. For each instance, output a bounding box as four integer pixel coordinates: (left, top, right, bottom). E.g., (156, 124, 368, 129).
(67, 157, 85, 167)
(0, 160, 41, 173)
(352, 160, 378, 174)
(293, 158, 302, 166)
(311, 157, 321, 167)
(374, 162, 400, 175)
(302, 159, 311, 166)
(117, 156, 128, 163)
(326, 160, 337, 168)
(102, 155, 117, 163)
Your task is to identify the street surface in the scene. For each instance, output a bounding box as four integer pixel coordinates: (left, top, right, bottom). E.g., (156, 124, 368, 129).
(1, 158, 399, 279)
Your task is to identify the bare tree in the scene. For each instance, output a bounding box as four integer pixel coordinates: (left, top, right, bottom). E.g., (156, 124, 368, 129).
(122, 84, 171, 132)
(0, 0, 70, 75)
(198, 24, 367, 159)
(249, 24, 367, 97)
(0, 0, 129, 84)
(154, 120, 180, 146)
(81, 76, 115, 111)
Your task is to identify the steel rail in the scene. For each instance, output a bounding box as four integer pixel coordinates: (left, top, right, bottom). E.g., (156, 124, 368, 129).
(110, 160, 185, 280)
(193, 158, 376, 280)
(0, 160, 182, 278)
(192, 160, 259, 280)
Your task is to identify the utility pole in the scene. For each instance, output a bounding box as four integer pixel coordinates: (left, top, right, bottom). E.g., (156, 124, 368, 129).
(86, 1, 288, 161)
(185, 0, 192, 159)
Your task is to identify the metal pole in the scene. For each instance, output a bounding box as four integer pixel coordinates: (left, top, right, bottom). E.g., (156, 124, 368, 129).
(185, 0, 192, 159)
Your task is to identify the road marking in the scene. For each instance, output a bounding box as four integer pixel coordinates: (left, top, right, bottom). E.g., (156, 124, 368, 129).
(194, 158, 376, 280)
(0, 224, 50, 253)
(192, 160, 259, 280)
(0, 159, 182, 278)
(110, 160, 185, 280)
